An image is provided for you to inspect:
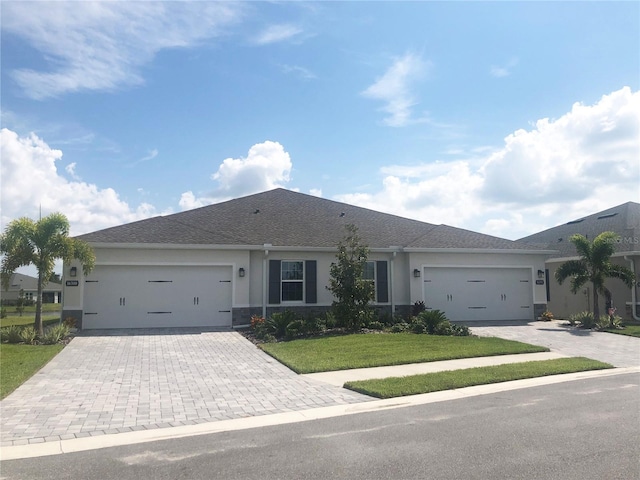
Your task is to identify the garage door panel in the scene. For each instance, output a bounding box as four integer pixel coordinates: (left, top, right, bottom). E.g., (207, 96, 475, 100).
(423, 267, 533, 322)
(83, 266, 232, 329)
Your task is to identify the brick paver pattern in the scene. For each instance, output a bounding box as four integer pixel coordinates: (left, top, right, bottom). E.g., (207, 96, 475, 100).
(471, 320, 640, 368)
(0, 330, 371, 446)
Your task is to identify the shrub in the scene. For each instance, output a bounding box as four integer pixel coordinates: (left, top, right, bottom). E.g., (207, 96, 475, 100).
(367, 321, 385, 331)
(285, 320, 304, 340)
(42, 324, 70, 344)
(63, 317, 77, 329)
(411, 301, 426, 317)
(410, 321, 427, 334)
(390, 322, 409, 333)
(596, 314, 623, 330)
(540, 311, 554, 321)
(19, 326, 38, 345)
(1, 325, 23, 344)
(324, 312, 337, 329)
(266, 310, 299, 338)
(416, 310, 449, 334)
(569, 311, 595, 328)
(303, 315, 326, 335)
(0, 307, 6, 319)
(450, 323, 471, 336)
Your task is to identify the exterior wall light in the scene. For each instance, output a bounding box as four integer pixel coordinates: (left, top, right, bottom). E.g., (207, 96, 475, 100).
(537, 269, 545, 279)
(239, 267, 245, 278)
(70, 267, 77, 277)
(413, 268, 421, 278)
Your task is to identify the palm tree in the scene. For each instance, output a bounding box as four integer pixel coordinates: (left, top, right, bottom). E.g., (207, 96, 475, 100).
(1, 213, 95, 335)
(555, 231, 635, 326)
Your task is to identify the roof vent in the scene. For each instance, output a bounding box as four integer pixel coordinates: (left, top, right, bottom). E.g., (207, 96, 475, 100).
(558, 238, 563, 242)
(597, 213, 618, 219)
(339, 212, 345, 217)
(253, 209, 260, 214)
(566, 218, 584, 225)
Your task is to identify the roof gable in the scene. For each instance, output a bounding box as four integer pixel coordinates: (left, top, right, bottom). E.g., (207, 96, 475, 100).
(78, 188, 544, 251)
(518, 201, 640, 257)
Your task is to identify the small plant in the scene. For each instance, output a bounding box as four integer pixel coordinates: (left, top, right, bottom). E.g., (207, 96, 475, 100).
(568, 311, 595, 328)
(540, 311, 554, 321)
(285, 320, 304, 340)
(411, 301, 426, 317)
(63, 317, 77, 329)
(367, 321, 385, 331)
(1, 325, 24, 344)
(390, 322, 409, 333)
(415, 310, 449, 334)
(0, 307, 7, 319)
(266, 310, 299, 338)
(19, 326, 39, 345)
(42, 324, 70, 344)
(596, 314, 623, 330)
(302, 315, 325, 335)
(324, 312, 337, 329)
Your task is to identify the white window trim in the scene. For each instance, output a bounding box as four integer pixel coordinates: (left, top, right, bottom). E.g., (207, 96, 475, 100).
(281, 260, 305, 303)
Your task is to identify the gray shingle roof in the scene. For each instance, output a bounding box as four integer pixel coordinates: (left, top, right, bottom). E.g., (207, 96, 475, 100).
(518, 202, 640, 258)
(78, 188, 545, 251)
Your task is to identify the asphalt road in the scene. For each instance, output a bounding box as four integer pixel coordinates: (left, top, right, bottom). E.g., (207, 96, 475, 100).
(2, 372, 638, 480)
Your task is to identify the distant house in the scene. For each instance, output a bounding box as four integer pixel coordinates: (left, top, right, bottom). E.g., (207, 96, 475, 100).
(519, 202, 639, 321)
(1, 272, 63, 305)
(62, 188, 553, 329)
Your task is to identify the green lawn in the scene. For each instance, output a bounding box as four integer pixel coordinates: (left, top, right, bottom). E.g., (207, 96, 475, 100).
(344, 357, 613, 398)
(2, 304, 62, 314)
(604, 325, 640, 338)
(260, 333, 549, 374)
(0, 343, 64, 399)
(1, 315, 60, 328)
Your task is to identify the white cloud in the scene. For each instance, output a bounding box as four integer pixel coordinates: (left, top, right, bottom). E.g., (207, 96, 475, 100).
(361, 52, 429, 127)
(0, 128, 158, 236)
(253, 24, 303, 45)
(179, 141, 293, 209)
(280, 64, 317, 80)
(309, 188, 323, 197)
(1, 2, 243, 99)
(490, 57, 519, 78)
(336, 87, 640, 239)
(65, 162, 80, 181)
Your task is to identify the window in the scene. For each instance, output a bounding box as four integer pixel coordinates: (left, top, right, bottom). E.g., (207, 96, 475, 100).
(363, 261, 375, 282)
(281, 261, 304, 302)
(363, 261, 389, 303)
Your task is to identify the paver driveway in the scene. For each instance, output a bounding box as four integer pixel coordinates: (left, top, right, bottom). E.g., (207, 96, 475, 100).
(0, 329, 371, 446)
(470, 320, 640, 367)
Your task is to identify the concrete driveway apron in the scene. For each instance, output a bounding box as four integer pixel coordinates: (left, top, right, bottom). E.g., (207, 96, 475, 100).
(470, 320, 640, 367)
(0, 330, 371, 446)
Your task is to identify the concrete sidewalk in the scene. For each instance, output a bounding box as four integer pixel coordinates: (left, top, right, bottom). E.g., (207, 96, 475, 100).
(303, 352, 567, 386)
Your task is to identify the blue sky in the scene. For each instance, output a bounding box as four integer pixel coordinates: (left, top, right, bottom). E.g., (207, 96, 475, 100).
(2, 1, 639, 257)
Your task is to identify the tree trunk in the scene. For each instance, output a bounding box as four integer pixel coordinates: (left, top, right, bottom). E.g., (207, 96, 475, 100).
(35, 268, 44, 336)
(592, 282, 599, 324)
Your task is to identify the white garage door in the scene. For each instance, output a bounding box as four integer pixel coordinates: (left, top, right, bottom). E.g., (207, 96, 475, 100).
(423, 267, 533, 321)
(83, 265, 233, 329)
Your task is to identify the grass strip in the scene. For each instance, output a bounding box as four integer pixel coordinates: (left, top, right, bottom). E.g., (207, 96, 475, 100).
(0, 344, 64, 399)
(603, 325, 640, 338)
(1, 316, 60, 328)
(344, 357, 613, 398)
(260, 333, 549, 374)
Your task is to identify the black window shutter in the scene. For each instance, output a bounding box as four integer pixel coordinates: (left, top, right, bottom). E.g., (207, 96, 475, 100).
(305, 260, 317, 304)
(269, 260, 281, 304)
(376, 261, 389, 303)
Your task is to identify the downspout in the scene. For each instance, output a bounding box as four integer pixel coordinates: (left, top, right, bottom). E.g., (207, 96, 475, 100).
(624, 255, 640, 321)
(262, 247, 269, 319)
(390, 251, 396, 315)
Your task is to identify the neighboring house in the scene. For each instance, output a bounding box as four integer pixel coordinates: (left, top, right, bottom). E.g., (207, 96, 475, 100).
(62, 189, 553, 329)
(1, 272, 63, 304)
(519, 202, 639, 322)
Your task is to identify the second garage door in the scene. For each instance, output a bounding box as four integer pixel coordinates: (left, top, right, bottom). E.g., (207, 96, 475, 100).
(423, 267, 533, 321)
(83, 265, 233, 329)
